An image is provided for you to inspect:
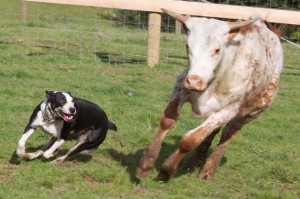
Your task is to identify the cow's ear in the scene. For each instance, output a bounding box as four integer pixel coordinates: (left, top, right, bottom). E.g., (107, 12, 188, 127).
(161, 8, 190, 24)
(227, 32, 239, 40)
(45, 90, 54, 100)
(228, 18, 257, 33)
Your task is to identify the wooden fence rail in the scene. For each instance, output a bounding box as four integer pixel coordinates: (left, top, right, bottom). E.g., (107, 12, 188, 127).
(22, 0, 300, 66)
(24, 0, 300, 25)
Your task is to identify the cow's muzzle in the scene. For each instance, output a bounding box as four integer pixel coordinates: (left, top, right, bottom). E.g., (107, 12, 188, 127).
(184, 75, 207, 91)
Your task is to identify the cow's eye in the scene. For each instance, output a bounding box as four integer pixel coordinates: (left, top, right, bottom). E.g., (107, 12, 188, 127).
(212, 48, 220, 57)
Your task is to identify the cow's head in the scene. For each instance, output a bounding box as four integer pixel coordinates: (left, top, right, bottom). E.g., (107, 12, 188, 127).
(162, 9, 256, 91)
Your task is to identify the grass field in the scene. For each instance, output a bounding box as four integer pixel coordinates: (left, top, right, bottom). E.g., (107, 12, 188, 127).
(0, 1, 300, 199)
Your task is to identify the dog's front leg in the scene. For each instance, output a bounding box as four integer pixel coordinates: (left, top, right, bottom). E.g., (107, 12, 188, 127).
(17, 128, 35, 159)
(43, 139, 65, 159)
(25, 137, 58, 160)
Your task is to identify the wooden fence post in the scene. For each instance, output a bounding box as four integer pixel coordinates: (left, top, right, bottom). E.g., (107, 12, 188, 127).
(20, 0, 26, 23)
(175, 20, 182, 34)
(147, 13, 161, 67)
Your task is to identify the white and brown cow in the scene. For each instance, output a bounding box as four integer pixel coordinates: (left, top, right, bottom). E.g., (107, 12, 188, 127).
(136, 9, 283, 181)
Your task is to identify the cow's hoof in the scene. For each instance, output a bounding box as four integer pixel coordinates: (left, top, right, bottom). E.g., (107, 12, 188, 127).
(156, 168, 172, 182)
(135, 166, 151, 180)
(199, 169, 215, 180)
(136, 158, 156, 180)
(182, 158, 202, 172)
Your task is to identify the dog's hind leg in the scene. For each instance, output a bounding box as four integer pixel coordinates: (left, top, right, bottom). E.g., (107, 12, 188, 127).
(51, 139, 86, 164)
(52, 129, 106, 164)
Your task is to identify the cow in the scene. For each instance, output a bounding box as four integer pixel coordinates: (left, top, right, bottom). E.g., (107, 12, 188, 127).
(136, 9, 283, 181)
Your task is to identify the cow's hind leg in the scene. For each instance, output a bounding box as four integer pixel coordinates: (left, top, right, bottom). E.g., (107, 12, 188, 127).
(183, 128, 220, 172)
(199, 119, 244, 179)
(136, 97, 183, 179)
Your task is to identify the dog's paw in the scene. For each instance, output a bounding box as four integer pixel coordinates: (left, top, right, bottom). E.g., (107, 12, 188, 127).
(43, 151, 54, 159)
(24, 153, 37, 160)
(16, 148, 25, 157)
(17, 153, 35, 160)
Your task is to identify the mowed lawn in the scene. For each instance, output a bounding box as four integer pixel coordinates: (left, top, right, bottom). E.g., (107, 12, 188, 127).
(0, 2, 300, 199)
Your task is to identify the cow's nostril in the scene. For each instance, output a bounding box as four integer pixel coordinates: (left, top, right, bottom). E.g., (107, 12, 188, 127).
(184, 78, 190, 87)
(184, 75, 207, 91)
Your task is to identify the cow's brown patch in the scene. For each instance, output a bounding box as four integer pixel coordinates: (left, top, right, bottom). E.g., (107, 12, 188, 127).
(263, 20, 282, 36)
(180, 126, 211, 153)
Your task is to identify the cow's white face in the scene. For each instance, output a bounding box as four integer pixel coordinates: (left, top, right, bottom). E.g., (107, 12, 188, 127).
(161, 9, 256, 91)
(184, 18, 230, 91)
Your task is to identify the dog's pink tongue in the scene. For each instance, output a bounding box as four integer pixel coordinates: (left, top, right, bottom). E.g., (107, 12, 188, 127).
(64, 114, 73, 121)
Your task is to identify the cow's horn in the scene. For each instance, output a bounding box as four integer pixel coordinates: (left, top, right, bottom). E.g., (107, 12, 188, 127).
(228, 18, 258, 32)
(161, 8, 190, 23)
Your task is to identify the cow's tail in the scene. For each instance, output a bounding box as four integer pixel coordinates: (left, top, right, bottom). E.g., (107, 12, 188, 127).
(108, 121, 117, 132)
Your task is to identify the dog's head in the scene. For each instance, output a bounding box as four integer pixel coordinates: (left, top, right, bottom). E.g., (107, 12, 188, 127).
(45, 90, 76, 122)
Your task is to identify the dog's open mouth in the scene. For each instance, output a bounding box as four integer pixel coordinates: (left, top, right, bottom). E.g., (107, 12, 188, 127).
(59, 111, 74, 122)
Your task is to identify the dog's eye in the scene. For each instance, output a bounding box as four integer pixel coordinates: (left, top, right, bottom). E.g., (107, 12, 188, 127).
(59, 100, 65, 104)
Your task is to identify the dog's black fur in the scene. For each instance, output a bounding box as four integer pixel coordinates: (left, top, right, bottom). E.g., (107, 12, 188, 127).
(17, 90, 117, 163)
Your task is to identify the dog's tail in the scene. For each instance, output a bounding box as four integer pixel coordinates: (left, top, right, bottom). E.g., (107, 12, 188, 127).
(108, 121, 117, 132)
(109, 121, 123, 147)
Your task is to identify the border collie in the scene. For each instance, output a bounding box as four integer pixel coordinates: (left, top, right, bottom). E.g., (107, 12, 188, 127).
(17, 90, 117, 163)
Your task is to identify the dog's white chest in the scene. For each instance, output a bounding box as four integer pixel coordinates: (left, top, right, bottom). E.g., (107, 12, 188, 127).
(39, 120, 63, 137)
(32, 109, 64, 137)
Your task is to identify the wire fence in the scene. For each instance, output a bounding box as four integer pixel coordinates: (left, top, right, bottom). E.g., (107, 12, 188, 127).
(0, 1, 299, 68)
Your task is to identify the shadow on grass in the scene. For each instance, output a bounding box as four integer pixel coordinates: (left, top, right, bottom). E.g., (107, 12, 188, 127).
(105, 147, 144, 184)
(95, 52, 146, 65)
(105, 135, 183, 184)
(106, 134, 228, 183)
(9, 150, 21, 165)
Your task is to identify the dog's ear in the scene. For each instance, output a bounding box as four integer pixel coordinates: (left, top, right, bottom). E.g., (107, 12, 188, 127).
(45, 90, 54, 100)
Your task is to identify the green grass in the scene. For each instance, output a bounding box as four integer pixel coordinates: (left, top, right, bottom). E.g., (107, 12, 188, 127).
(1, 1, 300, 198)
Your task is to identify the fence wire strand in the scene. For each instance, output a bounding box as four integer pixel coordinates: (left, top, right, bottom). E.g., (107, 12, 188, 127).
(0, 1, 299, 66)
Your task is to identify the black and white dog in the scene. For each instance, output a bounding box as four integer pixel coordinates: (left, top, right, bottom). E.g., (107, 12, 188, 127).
(17, 90, 117, 163)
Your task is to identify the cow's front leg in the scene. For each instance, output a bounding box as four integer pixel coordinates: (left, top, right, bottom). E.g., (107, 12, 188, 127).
(136, 97, 183, 179)
(157, 107, 237, 181)
(182, 128, 220, 171)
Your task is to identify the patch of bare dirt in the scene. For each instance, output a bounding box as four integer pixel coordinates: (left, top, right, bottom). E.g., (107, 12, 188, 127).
(83, 174, 102, 185)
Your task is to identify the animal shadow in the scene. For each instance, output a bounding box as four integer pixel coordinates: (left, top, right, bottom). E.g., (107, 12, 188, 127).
(95, 52, 145, 65)
(106, 133, 228, 182)
(9, 150, 21, 165)
(105, 135, 182, 183)
(106, 148, 143, 183)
